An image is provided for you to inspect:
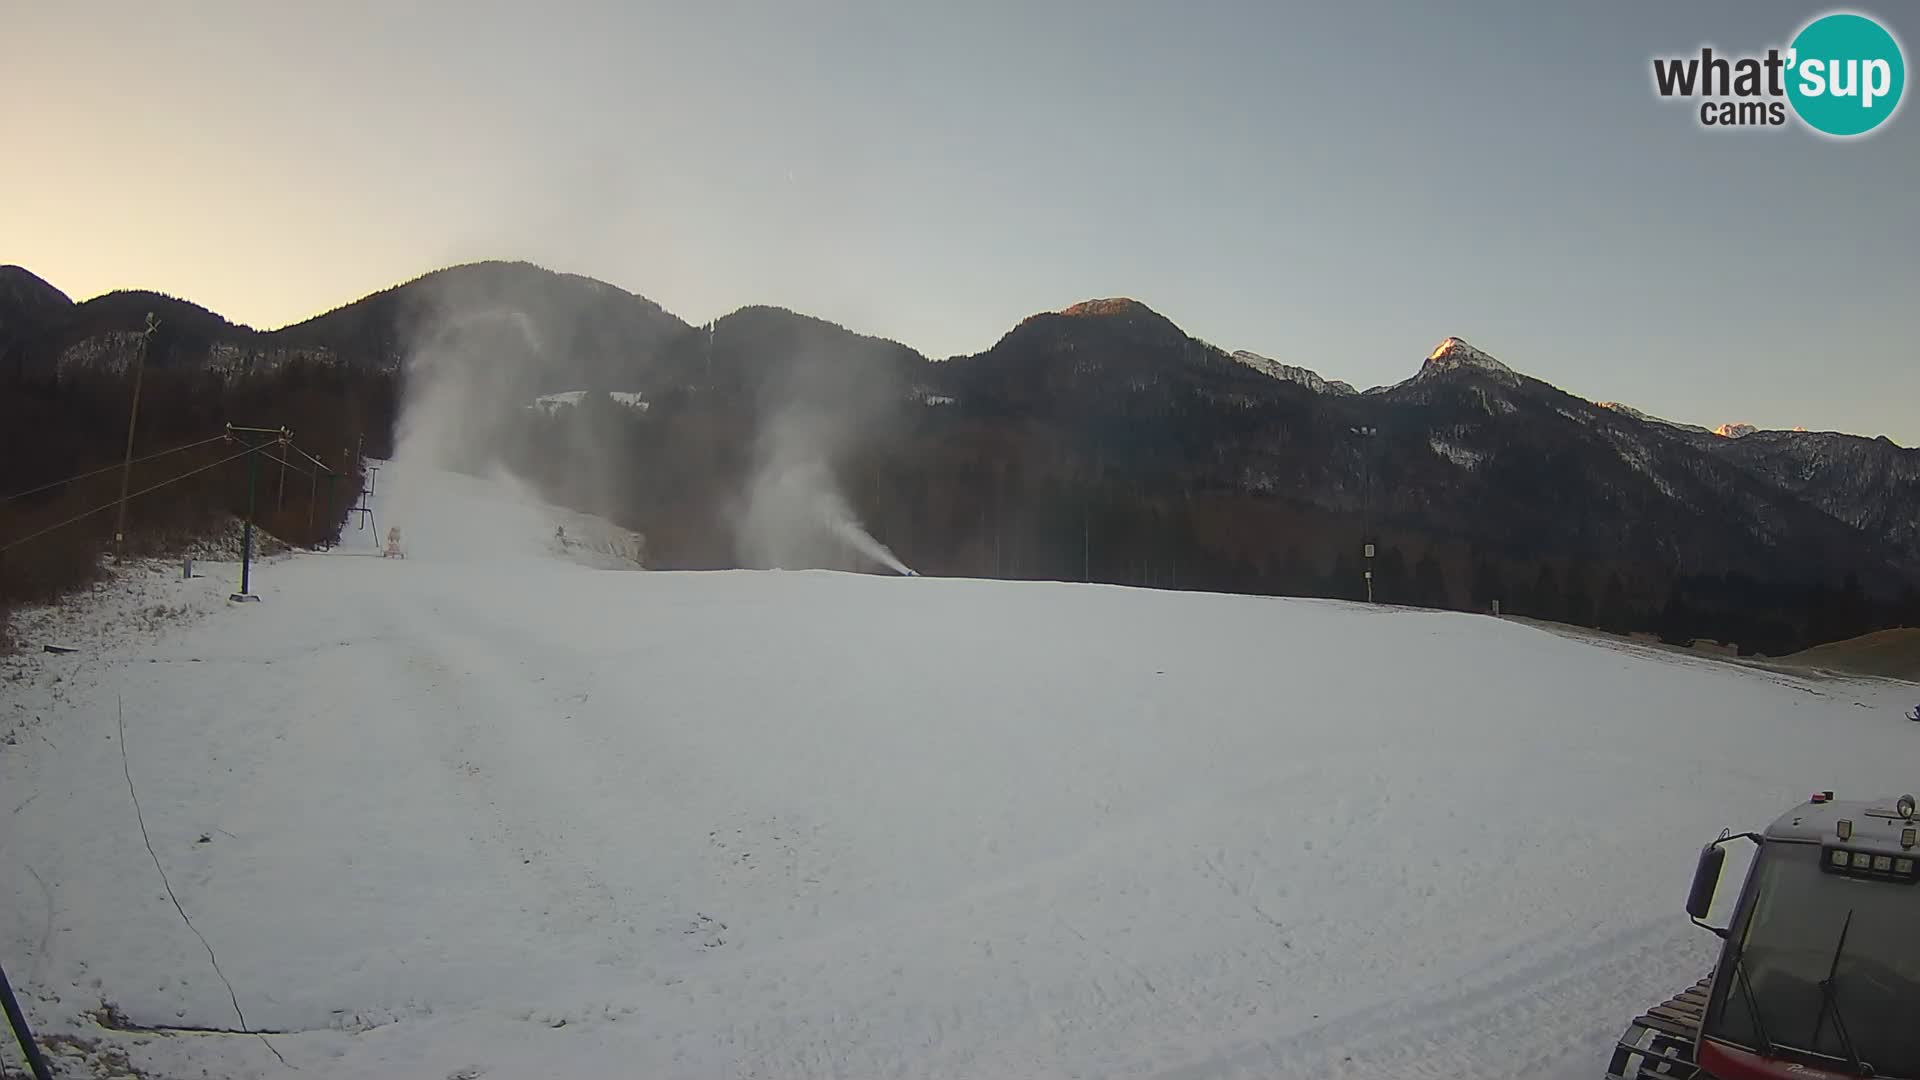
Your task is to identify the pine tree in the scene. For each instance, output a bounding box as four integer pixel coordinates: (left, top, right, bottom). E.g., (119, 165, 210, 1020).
(1375, 546, 1409, 604)
(1563, 565, 1595, 627)
(1659, 583, 1694, 646)
(1413, 548, 1449, 609)
(1470, 555, 1504, 613)
(1599, 571, 1632, 633)
(1532, 563, 1563, 622)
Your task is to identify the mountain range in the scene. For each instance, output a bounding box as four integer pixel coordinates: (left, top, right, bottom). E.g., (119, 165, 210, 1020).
(4, 259, 1915, 651)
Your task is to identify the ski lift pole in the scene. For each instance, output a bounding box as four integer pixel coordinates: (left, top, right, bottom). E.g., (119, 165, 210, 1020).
(225, 425, 285, 599)
(241, 431, 257, 596)
(0, 959, 54, 1080)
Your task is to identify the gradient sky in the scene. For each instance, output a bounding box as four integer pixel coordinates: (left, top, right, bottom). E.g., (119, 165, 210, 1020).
(5, 1, 1916, 441)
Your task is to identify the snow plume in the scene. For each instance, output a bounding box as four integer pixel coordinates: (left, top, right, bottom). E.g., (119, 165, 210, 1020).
(733, 338, 913, 575)
(383, 301, 558, 558)
(393, 307, 546, 472)
(735, 407, 912, 575)
(384, 270, 640, 560)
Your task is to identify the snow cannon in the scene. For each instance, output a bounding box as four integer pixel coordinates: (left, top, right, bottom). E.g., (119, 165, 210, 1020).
(1606, 791, 1920, 1079)
(901, 568, 920, 577)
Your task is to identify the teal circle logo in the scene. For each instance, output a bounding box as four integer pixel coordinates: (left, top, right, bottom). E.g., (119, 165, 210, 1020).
(1787, 12, 1905, 137)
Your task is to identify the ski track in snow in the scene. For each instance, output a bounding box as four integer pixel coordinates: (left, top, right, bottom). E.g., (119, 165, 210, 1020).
(3, 462, 1917, 1079)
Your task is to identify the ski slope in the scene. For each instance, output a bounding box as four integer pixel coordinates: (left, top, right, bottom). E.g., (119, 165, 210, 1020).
(4, 462, 1917, 1080)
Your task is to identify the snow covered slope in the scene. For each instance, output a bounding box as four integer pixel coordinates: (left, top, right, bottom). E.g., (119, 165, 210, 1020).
(1228, 350, 1357, 395)
(3, 465, 1917, 1080)
(1596, 400, 1712, 435)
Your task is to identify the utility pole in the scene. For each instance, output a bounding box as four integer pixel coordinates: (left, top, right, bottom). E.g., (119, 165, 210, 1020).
(113, 313, 159, 557)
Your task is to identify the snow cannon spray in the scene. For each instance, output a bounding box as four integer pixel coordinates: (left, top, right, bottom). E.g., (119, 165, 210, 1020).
(815, 490, 914, 575)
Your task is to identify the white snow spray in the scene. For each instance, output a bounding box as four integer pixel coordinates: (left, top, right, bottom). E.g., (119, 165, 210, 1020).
(736, 397, 914, 576)
(737, 457, 914, 575)
(820, 490, 912, 576)
(393, 308, 545, 474)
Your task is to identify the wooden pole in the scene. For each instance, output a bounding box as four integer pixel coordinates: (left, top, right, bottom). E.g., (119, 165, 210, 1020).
(113, 314, 158, 555)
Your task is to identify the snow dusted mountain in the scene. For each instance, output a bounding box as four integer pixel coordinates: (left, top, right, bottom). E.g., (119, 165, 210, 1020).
(7, 261, 1914, 638)
(1696, 429, 1920, 564)
(1416, 336, 1519, 386)
(1596, 401, 1713, 435)
(1227, 336, 1523, 399)
(1358, 335, 1917, 590)
(1228, 350, 1357, 395)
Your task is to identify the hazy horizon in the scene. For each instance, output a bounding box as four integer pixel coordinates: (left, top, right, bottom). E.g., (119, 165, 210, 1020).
(4, 1, 1916, 441)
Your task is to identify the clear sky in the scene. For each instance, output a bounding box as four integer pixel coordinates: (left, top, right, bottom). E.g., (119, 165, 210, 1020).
(4, 1, 1916, 441)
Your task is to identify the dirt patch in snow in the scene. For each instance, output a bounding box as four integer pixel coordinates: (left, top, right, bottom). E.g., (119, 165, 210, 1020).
(1778, 627, 1920, 682)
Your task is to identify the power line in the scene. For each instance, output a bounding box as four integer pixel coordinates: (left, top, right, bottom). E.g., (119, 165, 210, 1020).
(118, 697, 287, 1068)
(0, 443, 261, 554)
(255, 449, 316, 481)
(3, 434, 228, 503)
(282, 442, 334, 475)
(113, 313, 161, 554)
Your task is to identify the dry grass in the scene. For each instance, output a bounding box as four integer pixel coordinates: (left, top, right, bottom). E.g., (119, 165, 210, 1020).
(36, 1031, 153, 1080)
(1777, 627, 1920, 682)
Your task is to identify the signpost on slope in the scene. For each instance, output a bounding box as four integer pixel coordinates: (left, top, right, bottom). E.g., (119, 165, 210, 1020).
(1351, 425, 1379, 602)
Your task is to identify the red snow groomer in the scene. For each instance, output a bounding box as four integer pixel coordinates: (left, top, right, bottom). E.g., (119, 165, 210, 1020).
(1608, 791, 1919, 1080)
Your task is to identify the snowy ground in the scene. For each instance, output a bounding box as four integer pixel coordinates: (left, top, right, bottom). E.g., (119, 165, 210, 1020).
(3, 464, 1917, 1080)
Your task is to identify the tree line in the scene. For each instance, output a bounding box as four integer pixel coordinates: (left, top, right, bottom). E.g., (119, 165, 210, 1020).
(495, 390, 1915, 658)
(1, 361, 395, 643)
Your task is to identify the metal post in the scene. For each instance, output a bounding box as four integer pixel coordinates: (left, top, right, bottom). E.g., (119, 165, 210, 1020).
(1363, 434, 1372, 600)
(1351, 425, 1378, 602)
(113, 313, 159, 555)
(0, 960, 54, 1080)
(322, 470, 337, 549)
(238, 434, 258, 600)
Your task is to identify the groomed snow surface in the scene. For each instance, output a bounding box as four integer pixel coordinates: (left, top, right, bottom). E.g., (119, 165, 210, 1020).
(5, 462, 1918, 1080)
